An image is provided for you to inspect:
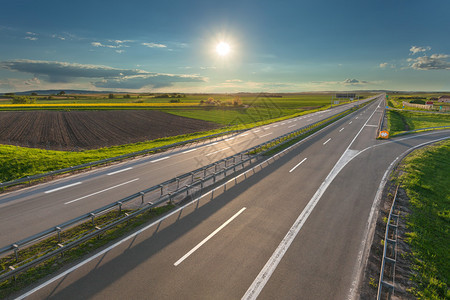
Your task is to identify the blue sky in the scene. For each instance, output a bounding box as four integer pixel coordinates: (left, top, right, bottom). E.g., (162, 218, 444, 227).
(1, 0, 449, 93)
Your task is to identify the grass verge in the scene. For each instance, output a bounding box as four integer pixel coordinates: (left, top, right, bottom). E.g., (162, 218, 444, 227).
(387, 110, 450, 136)
(0, 204, 174, 298)
(397, 140, 449, 299)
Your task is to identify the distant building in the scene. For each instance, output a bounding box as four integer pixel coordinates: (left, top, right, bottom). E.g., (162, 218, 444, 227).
(336, 93, 356, 99)
(426, 101, 434, 105)
(438, 95, 450, 103)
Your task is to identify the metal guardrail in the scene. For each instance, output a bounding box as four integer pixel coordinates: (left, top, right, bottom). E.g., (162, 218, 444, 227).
(0, 129, 246, 190)
(0, 102, 368, 282)
(376, 95, 387, 138)
(377, 185, 400, 299)
(392, 125, 450, 137)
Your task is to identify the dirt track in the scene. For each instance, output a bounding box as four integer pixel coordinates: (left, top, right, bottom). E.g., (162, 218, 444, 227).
(0, 110, 221, 150)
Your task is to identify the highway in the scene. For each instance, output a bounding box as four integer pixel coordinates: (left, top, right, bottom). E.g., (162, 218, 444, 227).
(0, 98, 373, 247)
(15, 96, 450, 299)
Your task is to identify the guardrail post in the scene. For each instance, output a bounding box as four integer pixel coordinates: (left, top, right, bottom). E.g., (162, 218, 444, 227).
(176, 178, 180, 189)
(190, 172, 194, 183)
(117, 201, 123, 216)
(140, 192, 145, 204)
(159, 185, 164, 196)
(56, 226, 62, 243)
(90, 213, 95, 227)
(12, 244, 19, 261)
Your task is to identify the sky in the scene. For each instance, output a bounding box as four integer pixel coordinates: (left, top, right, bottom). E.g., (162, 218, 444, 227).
(1, 0, 449, 93)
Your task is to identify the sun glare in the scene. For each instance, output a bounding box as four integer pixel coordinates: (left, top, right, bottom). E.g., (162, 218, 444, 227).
(216, 42, 230, 56)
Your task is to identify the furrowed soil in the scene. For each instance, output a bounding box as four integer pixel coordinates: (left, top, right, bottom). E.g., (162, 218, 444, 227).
(0, 110, 222, 150)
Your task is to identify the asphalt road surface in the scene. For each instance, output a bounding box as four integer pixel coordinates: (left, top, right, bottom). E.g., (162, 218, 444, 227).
(14, 96, 450, 299)
(0, 97, 373, 247)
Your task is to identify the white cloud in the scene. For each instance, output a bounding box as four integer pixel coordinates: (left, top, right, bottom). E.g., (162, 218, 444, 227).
(24, 77, 41, 85)
(91, 41, 122, 49)
(379, 62, 395, 69)
(200, 66, 217, 70)
(142, 42, 167, 48)
(25, 36, 38, 41)
(410, 45, 431, 55)
(343, 78, 368, 85)
(115, 50, 125, 54)
(51, 34, 66, 40)
(409, 55, 450, 70)
(430, 54, 449, 59)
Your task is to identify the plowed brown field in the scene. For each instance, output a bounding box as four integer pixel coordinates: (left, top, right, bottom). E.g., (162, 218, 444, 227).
(0, 110, 221, 150)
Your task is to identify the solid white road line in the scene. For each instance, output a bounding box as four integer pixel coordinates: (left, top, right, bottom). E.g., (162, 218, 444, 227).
(107, 167, 133, 176)
(259, 132, 273, 138)
(151, 156, 170, 163)
(365, 124, 378, 127)
(206, 147, 230, 156)
(182, 148, 198, 154)
(288, 125, 296, 128)
(323, 138, 331, 145)
(64, 178, 140, 205)
(339, 128, 345, 132)
(225, 137, 235, 141)
(44, 182, 82, 194)
(174, 207, 247, 266)
(289, 158, 307, 173)
(240, 133, 250, 137)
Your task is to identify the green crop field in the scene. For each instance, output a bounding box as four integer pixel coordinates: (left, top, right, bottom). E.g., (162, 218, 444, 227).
(0, 92, 366, 108)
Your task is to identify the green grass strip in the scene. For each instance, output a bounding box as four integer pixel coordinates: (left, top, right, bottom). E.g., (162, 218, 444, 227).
(397, 140, 450, 299)
(387, 110, 450, 136)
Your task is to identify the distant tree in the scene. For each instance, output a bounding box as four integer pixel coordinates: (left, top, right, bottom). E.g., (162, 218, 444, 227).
(108, 93, 115, 99)
(31, 92, 38, 96)
(11, 96, 36, 104)
(410, 99, 425, 105)
(232, 96, 242, 106)
(58, 91, 65, 95)
(124, 94, 131, 99)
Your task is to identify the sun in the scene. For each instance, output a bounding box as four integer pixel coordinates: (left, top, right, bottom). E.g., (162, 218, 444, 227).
(216, 42, 230, 56)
